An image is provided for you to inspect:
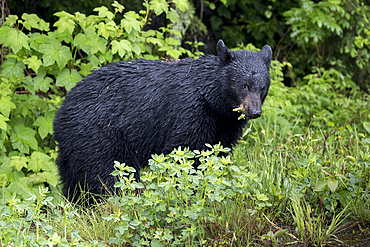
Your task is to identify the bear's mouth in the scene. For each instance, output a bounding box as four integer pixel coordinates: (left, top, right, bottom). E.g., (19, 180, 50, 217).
(239, 103, 262, 120)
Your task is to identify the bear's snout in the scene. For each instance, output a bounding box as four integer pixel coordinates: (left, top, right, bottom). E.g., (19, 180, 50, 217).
(240, 94, 262, 119)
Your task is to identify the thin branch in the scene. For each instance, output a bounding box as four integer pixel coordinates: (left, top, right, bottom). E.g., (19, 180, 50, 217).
(283, 57, 296, 86)
(274, 26, 292, 60)
(200, 0, 204, 22)
(1, 0, 5, 65)
(321, 41, 325, 67)
(1, 0, 4, 25)
(285, 41, 295, 59)
(186, 60, 194, 77)
(315, 43, 321, 68)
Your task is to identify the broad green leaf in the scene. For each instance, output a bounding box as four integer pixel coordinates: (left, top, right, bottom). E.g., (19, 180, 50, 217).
(10, 125, 38, 154)
(56, 68, 83, 91)
(9, 156, 28, 171)
(131, 43, 142, 55)
(111, 40, 132, 57)
(173, 0, 188, 12)
(54, 11, 74, 18)
(75, 12, 86, 22)
(79, 62, 95, 77)
(313, 180, 327, 192)
(0, 156, 25, 185)
(86, 36, 107, 54)
(94, 6, 114, 20)
(29, 171, 58, 187)
(22, 13, 41, 30)
(79, 15, 100, 30)
(208, 2, 216, 10)
(97, 22, 110, 39)
(165, 37, 181, 46)
(16, 102, 34, 117)
(337, 190, 351, 206)
(167, 8, 179, 23)
(5, 15, 18, 27)
(29, 172, 47, 184)
(105, 20, 117, 32)
(0, 114, 9, 131)
(166, 49, 182, 59)
(39, 39, 72, 69)
(49, 29, 73, 43)
(363, 122, 370, 134)
(150, 0, 168, 15)
(354, 36, 364, 48)
(28, 151, 53, 173)
(24, 55, 43, 72)
(33, 72, 53, 92)
(54, 17, 76, 34)
(33, 111, 56, 139)
(0, 174, 7, 187)
(73, 33, 90, 54)
(327, 179, 338, 192)
(45, 171, 59, 187)
(0, 96, 16, 118)
(29, 33, 51, 51)
(327, 121, 335, 127)
(0, 82, 12, 96)
(150, 240, 162, 247)
(38, 19, 50, 31)
(88, 55, 100, 67)
(54, 10, 74, 18)
(7, 177, 32, 197)
(2, 57, 26, 79)
(0, 26, 29, 53)
(121, 11, 141, 34)
(112, 1, 125, 13)
(265, 9, 272, 19)
(146, 37, 162, 45)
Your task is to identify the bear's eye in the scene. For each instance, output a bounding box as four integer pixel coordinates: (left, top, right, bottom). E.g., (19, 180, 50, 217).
(261, 85, 265, 91)
(242, 83, 249, 89)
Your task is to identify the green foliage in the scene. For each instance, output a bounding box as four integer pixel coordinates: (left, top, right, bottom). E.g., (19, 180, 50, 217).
(0, 0, 198, 204)
(199, 0, 369, 91)
(284, 0, 345, 44)
(104, 144, 271, 245)
(0, 145, 269, 246)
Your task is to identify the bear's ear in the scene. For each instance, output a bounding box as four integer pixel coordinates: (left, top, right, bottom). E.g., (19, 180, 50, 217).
(260, 45, 272, 68)
(217, 39, 232, 64)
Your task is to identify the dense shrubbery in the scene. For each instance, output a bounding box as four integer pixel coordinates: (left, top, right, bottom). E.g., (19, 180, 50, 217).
(0, 0, 195, 203)
(0, 0, 369, 246)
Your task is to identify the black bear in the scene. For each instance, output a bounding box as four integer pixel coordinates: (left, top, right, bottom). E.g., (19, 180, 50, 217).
(53, 40, 272, 199)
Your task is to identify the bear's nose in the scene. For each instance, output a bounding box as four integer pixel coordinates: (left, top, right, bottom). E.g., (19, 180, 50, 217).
(249, 110, 261, 119)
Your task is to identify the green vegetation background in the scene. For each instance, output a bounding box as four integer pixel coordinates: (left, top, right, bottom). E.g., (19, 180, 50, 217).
(0, 0, 369, 246)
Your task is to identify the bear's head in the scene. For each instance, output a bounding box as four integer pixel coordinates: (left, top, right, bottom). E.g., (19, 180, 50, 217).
(217, 39, 272, 120)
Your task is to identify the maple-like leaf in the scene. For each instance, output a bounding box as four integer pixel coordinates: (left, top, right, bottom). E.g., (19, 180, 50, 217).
(33, 111, 56, 139)
(10, 125, 38, 154)
(39, 39, 72, 69)
(56, 68, 83, 91)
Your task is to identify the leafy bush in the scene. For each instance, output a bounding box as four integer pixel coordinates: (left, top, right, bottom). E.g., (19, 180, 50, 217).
(0, 0, 196, 203)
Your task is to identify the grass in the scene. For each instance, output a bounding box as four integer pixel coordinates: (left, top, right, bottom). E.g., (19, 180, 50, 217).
(1, 121, 369, 246)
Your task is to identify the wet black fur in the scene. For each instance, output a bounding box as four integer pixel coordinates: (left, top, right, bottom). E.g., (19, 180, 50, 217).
(53, 40, 272, 199)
